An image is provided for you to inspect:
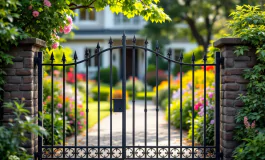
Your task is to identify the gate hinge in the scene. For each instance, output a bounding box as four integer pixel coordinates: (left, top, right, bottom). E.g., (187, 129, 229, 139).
(34, 56, 39, 66)
(220, 57, 224, 69)
(34, 152, 39, 160)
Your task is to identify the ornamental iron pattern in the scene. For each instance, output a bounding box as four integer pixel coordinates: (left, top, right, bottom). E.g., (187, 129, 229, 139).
(36, 33, 221, 159)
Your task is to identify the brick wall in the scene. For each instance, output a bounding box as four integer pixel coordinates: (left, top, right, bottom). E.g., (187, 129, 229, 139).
(214, 38, 257, 160)
(1, 38, 45, 155)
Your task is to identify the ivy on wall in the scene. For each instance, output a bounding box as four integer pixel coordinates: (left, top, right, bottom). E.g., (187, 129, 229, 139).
(227, 5, 265, 159)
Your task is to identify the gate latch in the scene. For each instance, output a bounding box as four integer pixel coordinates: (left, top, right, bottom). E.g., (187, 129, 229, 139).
(113, 99, 124, 112)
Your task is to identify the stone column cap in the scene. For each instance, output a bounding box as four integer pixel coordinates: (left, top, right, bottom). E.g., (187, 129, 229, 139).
(214, 38, 248, 48)
(19, 38, 46, 48)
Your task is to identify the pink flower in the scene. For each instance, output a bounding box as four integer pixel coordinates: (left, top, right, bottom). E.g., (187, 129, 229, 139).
(194, 104, 199, 111)
(59, 27, 63, 33)
(79, 126, 83, 130)
(44, 0, 51, 7)
(80, 111, 84, 116)
(56, 35, 60, 40)
(251, 121, 256, 129)
(63, 25, 72, 34)
(244, 116, 250, 129)
(67, 16, 73, 24)
(208, 92, 213, 99)
(32, 11, 39, 17)
(57, 103, 62, 108)
(69, 120, 73, 124)
(78, 121, 81, 125)
(52, 42, 59, 49)
(28, 5, 32, 10)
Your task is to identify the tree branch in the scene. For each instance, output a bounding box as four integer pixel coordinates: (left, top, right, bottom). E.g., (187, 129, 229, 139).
(69, 0, 96, 10)
(184, 15, 207, 52)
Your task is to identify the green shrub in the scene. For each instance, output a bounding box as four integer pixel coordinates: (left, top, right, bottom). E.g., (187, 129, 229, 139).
(166, 99, 192, 130)
(0, 101, 47, 160)
(95, 66, 118, 85)
(136, 91, 155, 100)
(233, 133, 265, 160)
(115, 78, 145, 94)
(92, 85, 113, 101)
(147, 64, 156, 72)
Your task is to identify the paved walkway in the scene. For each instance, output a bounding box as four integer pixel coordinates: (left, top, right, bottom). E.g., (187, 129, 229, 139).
(67, 100, 187, 147)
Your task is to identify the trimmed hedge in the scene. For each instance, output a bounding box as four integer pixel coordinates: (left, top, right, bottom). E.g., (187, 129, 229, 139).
(95, 66, 118, 85)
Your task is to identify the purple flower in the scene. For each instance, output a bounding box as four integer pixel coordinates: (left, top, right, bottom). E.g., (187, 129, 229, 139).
(172, 90, 180, 99)
(210, 120, 214, 124)
(208, 92, 213, 99)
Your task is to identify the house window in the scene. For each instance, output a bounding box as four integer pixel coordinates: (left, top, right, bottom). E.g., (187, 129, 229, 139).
(85, 48, 102, 67)
(114, 13, 140, 25)
(80, 8, 96, 21)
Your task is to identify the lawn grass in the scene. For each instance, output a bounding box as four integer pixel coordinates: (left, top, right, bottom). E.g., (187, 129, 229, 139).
(136, 91, 156, 100)
(87, 101, 110, 128)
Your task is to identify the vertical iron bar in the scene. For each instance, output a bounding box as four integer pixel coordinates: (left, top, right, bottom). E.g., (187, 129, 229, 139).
(203, 53, 207, 158)
(167, 49, 171, 158)
(109, 37, 113, 159)
(132, 36, 136, 158)
(85, 50, 89, 158)
(62, 53, 66, 158)
(192, 54, 195, 159)
(50, 53, 54, 158)
(155, 41, 159, 158)
(215, 52, 221, 159)
(37, 52, 43, 160)
(144, 39, 148, 158)
(97, 43, 101, 158)
(179, 53, 183, 159)
(74, 52, 78, 158)
(122, 32, 127, 159)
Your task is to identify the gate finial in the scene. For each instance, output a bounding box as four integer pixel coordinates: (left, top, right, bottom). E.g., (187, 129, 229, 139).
(50, 52, 55, 61)
(109, 37, 113, 47)
(73, 51, 78, 60)
(62, 52, 66, 62)
(179, 51, 183, 62)
(96, 42, 100, 53)
(155, 40, 159, 52)
(203, 52, 207, 62)
(132, 35, 136, 44)
(144, 38, 148, 45)
(167, 48, 172, 58)
(192, 52, 195, 62)
(85, 48, 90, 58)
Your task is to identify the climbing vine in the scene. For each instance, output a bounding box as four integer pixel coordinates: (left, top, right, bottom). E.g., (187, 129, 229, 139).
(227, 5, 265, 159)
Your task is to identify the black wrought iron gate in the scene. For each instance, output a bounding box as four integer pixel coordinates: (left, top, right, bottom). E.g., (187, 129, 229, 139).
(37, 33, 221, 159)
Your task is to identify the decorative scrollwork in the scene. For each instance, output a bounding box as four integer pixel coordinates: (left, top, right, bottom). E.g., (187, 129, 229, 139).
(194, 148, 204, 158)
(182, 148, 192, 158)
(53, 148, 63, 158)
(88, 148, 98, 158)
(112, 148, 122, 158)
(100, 148, 111, 158)
(135, 147, 145, 158)
(42, 148, 52, 158)
(126, 147, 133, 158)
(76, 148, 86, 158)
(65, 148, 75, 158)
(158, 148, 168, 158)
(171, 148, 180, 158)
(146, 148, 156, 158)
(206, 148, 216, 158)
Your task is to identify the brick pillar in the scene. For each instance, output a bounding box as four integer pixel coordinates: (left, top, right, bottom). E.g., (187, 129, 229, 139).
(214, 38, 257, 160)
(1, 38, 45, 155)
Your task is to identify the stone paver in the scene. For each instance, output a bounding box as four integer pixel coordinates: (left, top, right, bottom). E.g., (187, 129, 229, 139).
(67, 100, 187, 147)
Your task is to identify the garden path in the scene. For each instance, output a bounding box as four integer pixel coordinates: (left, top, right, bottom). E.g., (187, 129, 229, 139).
(67, 100, 187, 147)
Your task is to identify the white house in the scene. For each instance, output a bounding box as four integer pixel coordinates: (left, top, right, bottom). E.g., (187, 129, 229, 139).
(63, 6, 197, 80)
